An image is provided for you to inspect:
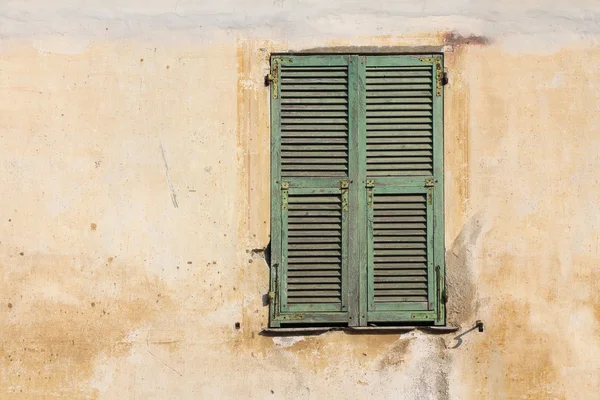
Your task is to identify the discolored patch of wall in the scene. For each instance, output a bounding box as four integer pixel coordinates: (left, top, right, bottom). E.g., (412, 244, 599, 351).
(452, 43, 600, 400)
(0, 251, 175, 398)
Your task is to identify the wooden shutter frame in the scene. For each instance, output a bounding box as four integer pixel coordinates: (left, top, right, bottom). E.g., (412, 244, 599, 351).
(269, 54, 445, 328)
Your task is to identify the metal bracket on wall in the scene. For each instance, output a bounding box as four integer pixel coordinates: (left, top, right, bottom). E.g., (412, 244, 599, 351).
(268, 59, 279, 98)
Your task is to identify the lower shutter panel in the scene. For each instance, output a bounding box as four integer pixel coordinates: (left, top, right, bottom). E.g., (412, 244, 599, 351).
(368, 188, 434, 320)
(283, 190, 346, 314)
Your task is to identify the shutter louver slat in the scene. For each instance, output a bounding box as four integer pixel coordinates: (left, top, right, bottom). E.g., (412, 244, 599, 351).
(280, 64, 349, 179)
(366, 65, 434, 177)
(372, 193, 429, 304)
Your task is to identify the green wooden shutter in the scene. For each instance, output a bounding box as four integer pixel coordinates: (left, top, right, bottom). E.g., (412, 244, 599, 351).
(269, 54, 445, 328)
(363, 55, 444, 325)
(270, 56, 352, 326)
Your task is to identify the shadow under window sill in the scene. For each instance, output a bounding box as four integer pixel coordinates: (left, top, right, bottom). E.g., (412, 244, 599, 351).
(260, 325, 459, 337)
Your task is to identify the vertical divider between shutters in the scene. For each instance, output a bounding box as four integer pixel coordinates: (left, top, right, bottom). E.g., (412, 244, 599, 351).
(357, 56, 369, 327)
(347, 55, 360, 327)
(340, 187, 349, 315)
(432, 54, 446, 325)
(269, 56, 282, 327)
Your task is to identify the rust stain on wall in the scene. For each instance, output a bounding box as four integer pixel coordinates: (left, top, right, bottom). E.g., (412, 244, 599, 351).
(377, 337, 414, 369)
(573, 256, 600, 329)
(443, 32, 491, 47)
(236, 39, 273, 248)
(0, 252, 174, 398)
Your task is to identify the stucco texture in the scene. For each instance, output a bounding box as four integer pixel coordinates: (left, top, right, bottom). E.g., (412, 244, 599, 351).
(1, 1, 600, 399)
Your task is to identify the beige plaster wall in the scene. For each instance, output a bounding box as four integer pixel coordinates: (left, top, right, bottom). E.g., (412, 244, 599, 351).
(1, 1, 600, 399)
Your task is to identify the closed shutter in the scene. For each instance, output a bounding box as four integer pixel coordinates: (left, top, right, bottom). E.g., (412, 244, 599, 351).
(270, 54, 444, 328)
(364, 56, 443, 324)
(270, 56, 351, 326)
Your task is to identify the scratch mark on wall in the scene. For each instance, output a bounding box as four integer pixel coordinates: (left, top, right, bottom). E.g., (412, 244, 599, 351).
(159, 143, 179, 208)
(147, 349, 183, 377)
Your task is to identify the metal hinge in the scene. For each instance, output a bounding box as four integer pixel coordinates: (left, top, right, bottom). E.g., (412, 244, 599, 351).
(267, 58, 292, 98)
(366, 180, 375, 206)
(436, 265, 444, 320)
(268, 59, 279, 98)
(340, 180, 349, 211)
(419, 56, 443, 97)
(270, 263, 279, 308)
(442, 71, 449, 86)
(281, 182, 289, 209)
(425, 179, 435, 187)
(265, 73, 275, 86)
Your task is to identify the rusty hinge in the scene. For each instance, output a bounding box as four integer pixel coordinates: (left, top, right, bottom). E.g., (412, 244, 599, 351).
(280, 314, 305, 321)
(268, 59, 279, 98)
(281, 182, 289, 209)
(265, 73, 274, 86)
(419, 56, 443, 97)
(267, 58, 292, 98)
(270, 263, 279, 308)
(425, 178, 435, 187)
(340, 180, 349, 211)
(442, 71, 449, 86)
(366, 180, 375, 206)
(436, 265, 443, 320)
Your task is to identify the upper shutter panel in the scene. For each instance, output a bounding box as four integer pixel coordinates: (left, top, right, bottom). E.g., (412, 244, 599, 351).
(280, 64, 349, 178)
(365, 64, 434, 177)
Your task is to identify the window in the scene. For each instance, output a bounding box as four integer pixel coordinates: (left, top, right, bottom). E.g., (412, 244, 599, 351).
(268, 54, 445, 328)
